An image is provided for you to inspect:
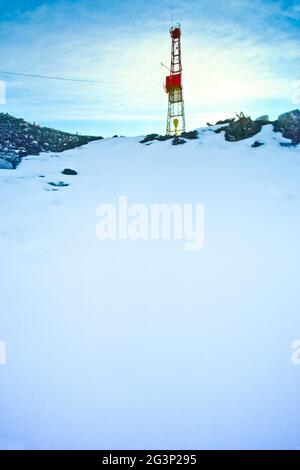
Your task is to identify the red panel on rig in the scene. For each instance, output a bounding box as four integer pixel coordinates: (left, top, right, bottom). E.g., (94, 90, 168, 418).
(170, 27, 181, 39)
(165, 73, 181, 92)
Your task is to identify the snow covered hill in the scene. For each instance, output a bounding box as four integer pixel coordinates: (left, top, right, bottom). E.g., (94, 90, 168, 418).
(1, 125, 300, 449)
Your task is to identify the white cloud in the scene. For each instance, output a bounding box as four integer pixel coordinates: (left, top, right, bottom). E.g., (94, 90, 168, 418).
(0, 0, 299, 130)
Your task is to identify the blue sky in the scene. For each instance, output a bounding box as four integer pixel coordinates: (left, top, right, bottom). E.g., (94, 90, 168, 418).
(0, 0, 300, 136)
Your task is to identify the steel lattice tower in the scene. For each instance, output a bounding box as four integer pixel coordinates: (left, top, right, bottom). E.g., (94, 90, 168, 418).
(164, 24, 186, 136)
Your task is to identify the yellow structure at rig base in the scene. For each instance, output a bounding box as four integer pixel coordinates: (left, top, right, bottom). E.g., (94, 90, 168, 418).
(173, 118, 179, 136)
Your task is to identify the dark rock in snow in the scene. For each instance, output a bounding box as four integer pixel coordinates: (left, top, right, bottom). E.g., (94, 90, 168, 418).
(215, 118, 235, 125)
(139, 133, 159, 144)
(0, 150, 21, 169)
(214, 126, 228, 134)
(0, 158, 13, 169)
(140, 133, 172, 143)
(48, 181, 69, 187)
(255, 115, 270, 122)
(140, 131, 197, 144)
(279, 142, 298, 148)
(277, 109, 300, 125)
(252, 141, 265, 148)
(157, 135, 172, 141)
(181, 130, 198, 140)
(274, 110, 300, 144)
(172, 137, 186, 145)
(62, 168, 78, 175)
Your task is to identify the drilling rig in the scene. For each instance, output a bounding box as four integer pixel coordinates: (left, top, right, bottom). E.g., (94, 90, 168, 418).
(164, 24, 186, 136)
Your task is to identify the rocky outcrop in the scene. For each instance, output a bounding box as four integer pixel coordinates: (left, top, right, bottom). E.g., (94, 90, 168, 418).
(140, 130, 198, 144)
(219, 113, 262, 142)
(0, 113, 102, 164)
(273, 110, 300, 144)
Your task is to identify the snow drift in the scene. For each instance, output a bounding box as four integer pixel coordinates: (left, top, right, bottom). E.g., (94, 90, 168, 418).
(0, 125, 300, 450)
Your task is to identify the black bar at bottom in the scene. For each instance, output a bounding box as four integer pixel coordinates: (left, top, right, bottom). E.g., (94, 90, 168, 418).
(0, 450, 300, 466)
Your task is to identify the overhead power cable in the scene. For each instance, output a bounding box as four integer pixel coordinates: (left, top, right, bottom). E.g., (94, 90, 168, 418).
(0, 70, 119, 84)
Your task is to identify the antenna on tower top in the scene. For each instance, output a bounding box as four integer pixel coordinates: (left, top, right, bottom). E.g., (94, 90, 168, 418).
(171, 5, 174, 27)
(164, 24, 186, 136)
